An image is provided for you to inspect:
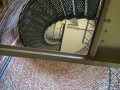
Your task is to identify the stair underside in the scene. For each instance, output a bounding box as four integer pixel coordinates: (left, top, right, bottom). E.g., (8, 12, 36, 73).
(19, 0, 102, 51)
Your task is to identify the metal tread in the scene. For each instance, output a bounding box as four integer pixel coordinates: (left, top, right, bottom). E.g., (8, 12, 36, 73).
(19, 0, 102, 51)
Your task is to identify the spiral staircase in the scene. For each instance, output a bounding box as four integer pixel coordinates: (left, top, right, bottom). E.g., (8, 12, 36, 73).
(19, 0, 102, 51)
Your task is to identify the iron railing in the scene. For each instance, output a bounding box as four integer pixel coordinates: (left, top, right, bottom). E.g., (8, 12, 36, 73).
(82, 20, 95, 50)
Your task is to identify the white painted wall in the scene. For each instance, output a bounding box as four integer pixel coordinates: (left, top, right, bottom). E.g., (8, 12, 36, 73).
(60, 26, 85, 53)
(98, 0, 120, 48)
(60, 19, 95, 53)
(45, 19, 95, 53)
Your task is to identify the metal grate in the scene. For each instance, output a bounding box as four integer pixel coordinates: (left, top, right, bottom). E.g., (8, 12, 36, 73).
(19, 0, 61, 50)
(38, 0, 58, 23)
(87, 0, 101, 19)
(19, 0, 103, 51)
(50, 0, 65, 20)
(61, 0, 73, 19)
(74, 0, 85, 18)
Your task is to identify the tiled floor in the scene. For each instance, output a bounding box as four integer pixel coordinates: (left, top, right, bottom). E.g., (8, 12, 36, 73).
(0, 57, 109, 90)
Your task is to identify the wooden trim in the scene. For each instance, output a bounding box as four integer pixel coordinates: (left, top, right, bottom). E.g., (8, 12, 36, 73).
(89, 0, 111, 57)
(0, 44, 120, 68)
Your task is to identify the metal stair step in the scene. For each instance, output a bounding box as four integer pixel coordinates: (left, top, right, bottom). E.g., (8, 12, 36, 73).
(60, 0, 73, 19)
(31, 41, 46, 48)
(19, 0, 102, 52)
(50, 0, 66, 20)
(24, 39, 44, 47)
(87, 0, 101, 19)
(74, 0, 85, 18)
